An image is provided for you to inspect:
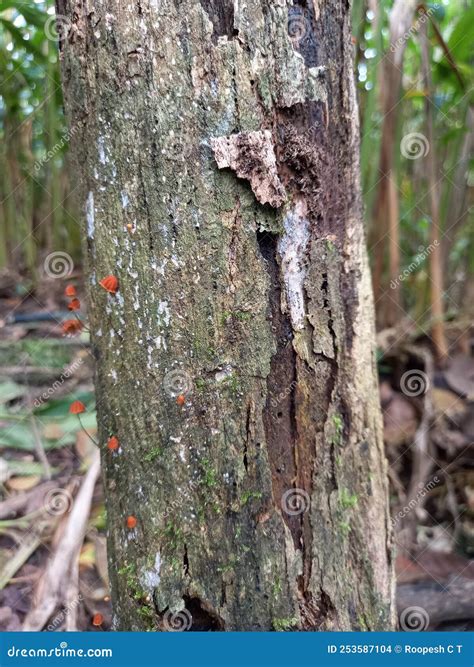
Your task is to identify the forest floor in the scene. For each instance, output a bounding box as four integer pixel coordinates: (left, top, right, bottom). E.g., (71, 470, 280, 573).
(0, 268, 472, 632)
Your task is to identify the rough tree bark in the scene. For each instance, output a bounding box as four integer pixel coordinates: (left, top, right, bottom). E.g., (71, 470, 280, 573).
(57, 0, 394, 631)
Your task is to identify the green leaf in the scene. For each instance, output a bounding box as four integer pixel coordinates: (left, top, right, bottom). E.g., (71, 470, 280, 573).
(448, 6, 474, 63)
(0, 421, 35, 450)
(0, 1, 47, 29)
(33, 392, 95, 417)
(0, 380, 27, 404)
(41, 412, 97, 442)
(5, 459, 56, 477)
(0, 18, 46, 60)
(0, 406, 97, 451)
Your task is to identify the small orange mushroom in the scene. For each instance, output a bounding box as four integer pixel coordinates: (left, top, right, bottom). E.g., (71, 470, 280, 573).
(69, 400, 86, 415)
(99, 275, 119, 294)
(176, 394, 186, 406)
(65, 285, 77, 297)
(62, 319, 83, 335)
(92, 613, 103, 627)
(68, 298, 81, 311)
(107, 436, 119, 451)
(126, 515, 137, 529)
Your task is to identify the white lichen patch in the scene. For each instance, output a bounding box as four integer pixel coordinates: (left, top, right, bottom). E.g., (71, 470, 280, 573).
(140, 552, 161, 593)
(157, 301, 171, 327)
(98, 136, 107, 165)
(86, 191, 95, 239)
(133, 283, 140, 311)
(278, 201, 310, 331)
(211, 130, 286, 208)
(104, 13, 115, 30)
(147, 345, 154, 368)
(155, 335, 166, 351)
(215, 364, 233, 382)
(121, 190, 129, 209)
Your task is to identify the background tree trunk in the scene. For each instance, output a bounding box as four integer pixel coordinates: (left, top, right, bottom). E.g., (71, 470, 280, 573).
(57, 0, 394, 631)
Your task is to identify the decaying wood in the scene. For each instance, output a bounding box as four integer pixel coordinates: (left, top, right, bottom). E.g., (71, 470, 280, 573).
(0, 481, 58, 520)
(211, 131, 287, 208)
(57, 0, 394, 630)
(401, 346, 435, 545)
(23, 452, 100, 631)
(398, 578, 474, 627)
(0, 530, 45, 592)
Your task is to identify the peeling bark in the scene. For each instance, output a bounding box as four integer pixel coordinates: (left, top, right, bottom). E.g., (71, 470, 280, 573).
(211, 131, 286, 208)
(57, 0, 394, 631)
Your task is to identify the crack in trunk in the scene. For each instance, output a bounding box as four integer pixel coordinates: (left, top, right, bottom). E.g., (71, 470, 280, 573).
(256, 231, 302, 550)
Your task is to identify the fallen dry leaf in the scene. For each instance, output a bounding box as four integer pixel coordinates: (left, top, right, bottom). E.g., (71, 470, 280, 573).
(79, 541, 96, 570)
(6, 475, 41, 492)
(445, 355, 474, 399)
(42, 423, 65, 440)
(432, 387, 467, 421)
(383, 393, 419, 448)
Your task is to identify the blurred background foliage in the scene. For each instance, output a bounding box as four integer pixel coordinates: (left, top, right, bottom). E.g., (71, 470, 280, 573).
(0, 0, 79, 279)
(0, 0, 472, 325)
(353, 0, 473, 333)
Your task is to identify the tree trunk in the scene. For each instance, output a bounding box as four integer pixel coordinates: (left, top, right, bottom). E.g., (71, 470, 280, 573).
(370, 0, 417, 325)
(57, 0, 394, 631)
